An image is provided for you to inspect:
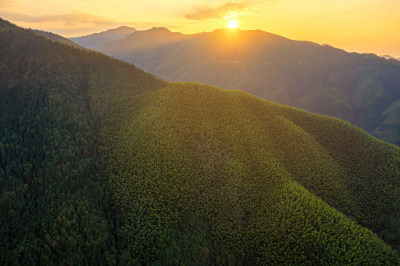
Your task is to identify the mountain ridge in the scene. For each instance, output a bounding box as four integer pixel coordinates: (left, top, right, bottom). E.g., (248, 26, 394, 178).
(97, 26, 188, 56)
(71, 26, 400, 146)
(70, 26, 136, 49)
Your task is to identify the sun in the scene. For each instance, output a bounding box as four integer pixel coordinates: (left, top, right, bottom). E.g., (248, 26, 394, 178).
(228, 20, 238, 29)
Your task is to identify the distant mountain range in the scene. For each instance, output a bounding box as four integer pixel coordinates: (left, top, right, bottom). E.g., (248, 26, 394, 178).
(71, 27, 400, 145)
(70, 26, 136, 49)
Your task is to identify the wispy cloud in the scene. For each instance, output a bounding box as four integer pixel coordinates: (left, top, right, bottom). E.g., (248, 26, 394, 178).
(1, 10, 114, 26)
(0, 9, 181, 37)
(185, 1, 254, 20)
(0, 0, 15, 9)
(0, 9, 180, 29)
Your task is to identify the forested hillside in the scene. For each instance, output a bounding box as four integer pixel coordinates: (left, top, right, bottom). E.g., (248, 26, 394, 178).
(0, 18, 165, 264)
(2, 18, 400, 264)
(73, 27, 400, 145)
(102, 82, 400, 264)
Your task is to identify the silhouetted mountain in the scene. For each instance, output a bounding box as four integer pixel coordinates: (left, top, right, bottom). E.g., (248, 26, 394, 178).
(100, 27, 188, 56)
(73, 27, 400, 145)
(70, 26, 136, 49)
(2, 17, 400, 264)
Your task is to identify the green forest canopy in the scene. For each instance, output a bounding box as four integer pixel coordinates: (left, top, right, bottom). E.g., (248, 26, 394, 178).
(1, 18, 400, 264)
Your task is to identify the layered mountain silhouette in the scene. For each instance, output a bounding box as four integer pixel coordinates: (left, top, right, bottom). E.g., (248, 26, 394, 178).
(70, 26, 136, 49)
(2, 18, 400, 264)
(72, 27, 400, 145)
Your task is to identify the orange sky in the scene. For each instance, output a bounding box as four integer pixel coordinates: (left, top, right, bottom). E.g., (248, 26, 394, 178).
(1, 0, 399, 57)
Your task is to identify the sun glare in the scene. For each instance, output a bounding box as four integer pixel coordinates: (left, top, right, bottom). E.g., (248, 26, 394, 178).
(228, 20, 238, 29)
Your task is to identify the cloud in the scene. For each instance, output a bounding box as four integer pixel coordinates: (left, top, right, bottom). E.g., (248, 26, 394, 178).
(0, 9, 182, 37)
(0, 10, 180, 30)
(0, 0, 15, 9)
(185, 1, 253, 20)
(1, 10, 114, 26)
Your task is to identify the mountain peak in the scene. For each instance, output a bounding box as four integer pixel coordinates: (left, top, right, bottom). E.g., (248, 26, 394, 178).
(148, 27, 171, 33)
(70, 26, 137, 49)
(106, 26, 136, 34)
(116, 26, 135, 30)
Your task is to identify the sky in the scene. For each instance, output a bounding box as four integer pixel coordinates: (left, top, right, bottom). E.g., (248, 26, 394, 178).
(1, 0, 399, 57)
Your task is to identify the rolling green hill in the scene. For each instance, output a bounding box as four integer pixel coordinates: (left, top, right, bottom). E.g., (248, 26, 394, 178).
(102, 82, 400, 264)
(73, 27, 400, 146)
(2, 18, 400, 264)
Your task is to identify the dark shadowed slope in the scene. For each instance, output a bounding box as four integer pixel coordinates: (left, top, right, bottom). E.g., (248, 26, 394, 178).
(0, 18, 165, 265)
(2, 18, 400, 264)
(73, 27, 400, 145)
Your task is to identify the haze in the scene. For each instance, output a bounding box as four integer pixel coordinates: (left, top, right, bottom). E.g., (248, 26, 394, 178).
(0, 0, 399, 57)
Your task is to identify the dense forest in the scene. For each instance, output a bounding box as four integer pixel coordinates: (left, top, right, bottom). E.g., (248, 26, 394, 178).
(1, 18, 400, 264)
(72, 27, 400, 146)
(0, 18, 165, 264)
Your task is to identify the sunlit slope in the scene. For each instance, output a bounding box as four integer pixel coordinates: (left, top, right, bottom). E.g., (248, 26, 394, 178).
(102, 82, 400, 264)
(80, 27, 400, 145)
